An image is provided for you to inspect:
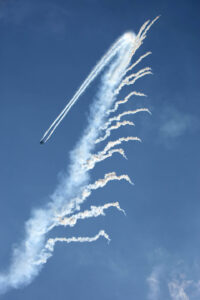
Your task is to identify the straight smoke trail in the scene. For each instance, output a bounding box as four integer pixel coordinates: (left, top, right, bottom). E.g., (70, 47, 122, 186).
(40, 15, 159, 144)
(40, 32, 135, 144)
(0, 17, 158, 295)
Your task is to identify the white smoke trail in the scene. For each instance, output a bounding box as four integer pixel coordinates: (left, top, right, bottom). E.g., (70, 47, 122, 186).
(83, 148, 127, 171)
(115, 67, 152, 95)
(40, 32, 135, 144)
(102, 108, 151, 131)
(37, 201, 125, 265)
(34, 230, 111, 265)
(84, 136, 141, 175)
(58, 171, 133, 220)
(46, 230, 111, 253)
(59, 202, 125, 227)
(125, 51, 152, 75)
(47, 201, 125, 234)
(85, 171, 133, 191)
(0, 33, 135, 295)
(100, 136, 141, 155)
(40, 16, 159, 143)
(124, 67, 152, 84)
(114, 15, 160, 96)
(95, 120, 135, 144)
(106, 90, 146, 116)
(0, 17, 158, 295)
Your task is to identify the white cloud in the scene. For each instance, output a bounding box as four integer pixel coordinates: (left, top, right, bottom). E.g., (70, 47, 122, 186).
(147, 259, 200, 300)
(147, 266, 162, 300)
(158, 107, 199, 145)
(168, 278, 192, 300)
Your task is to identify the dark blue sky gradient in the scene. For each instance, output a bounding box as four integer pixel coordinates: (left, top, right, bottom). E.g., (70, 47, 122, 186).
(0, 0, 200, 299)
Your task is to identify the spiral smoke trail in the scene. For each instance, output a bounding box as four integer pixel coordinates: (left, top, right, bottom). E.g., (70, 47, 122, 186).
(0, 17, 158, 295)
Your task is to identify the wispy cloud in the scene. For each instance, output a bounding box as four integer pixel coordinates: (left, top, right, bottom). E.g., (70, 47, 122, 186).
(157, 106, 199, 147)
(160, 108, 198, 138)
(168, 271, 200, 300)
(147, 266, 163, 300)
(147, 257, 200, 300)
(168, 278, 191, 300)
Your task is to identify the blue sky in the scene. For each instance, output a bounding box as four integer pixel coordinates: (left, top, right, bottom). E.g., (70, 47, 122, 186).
(0, 0, 200, 299)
